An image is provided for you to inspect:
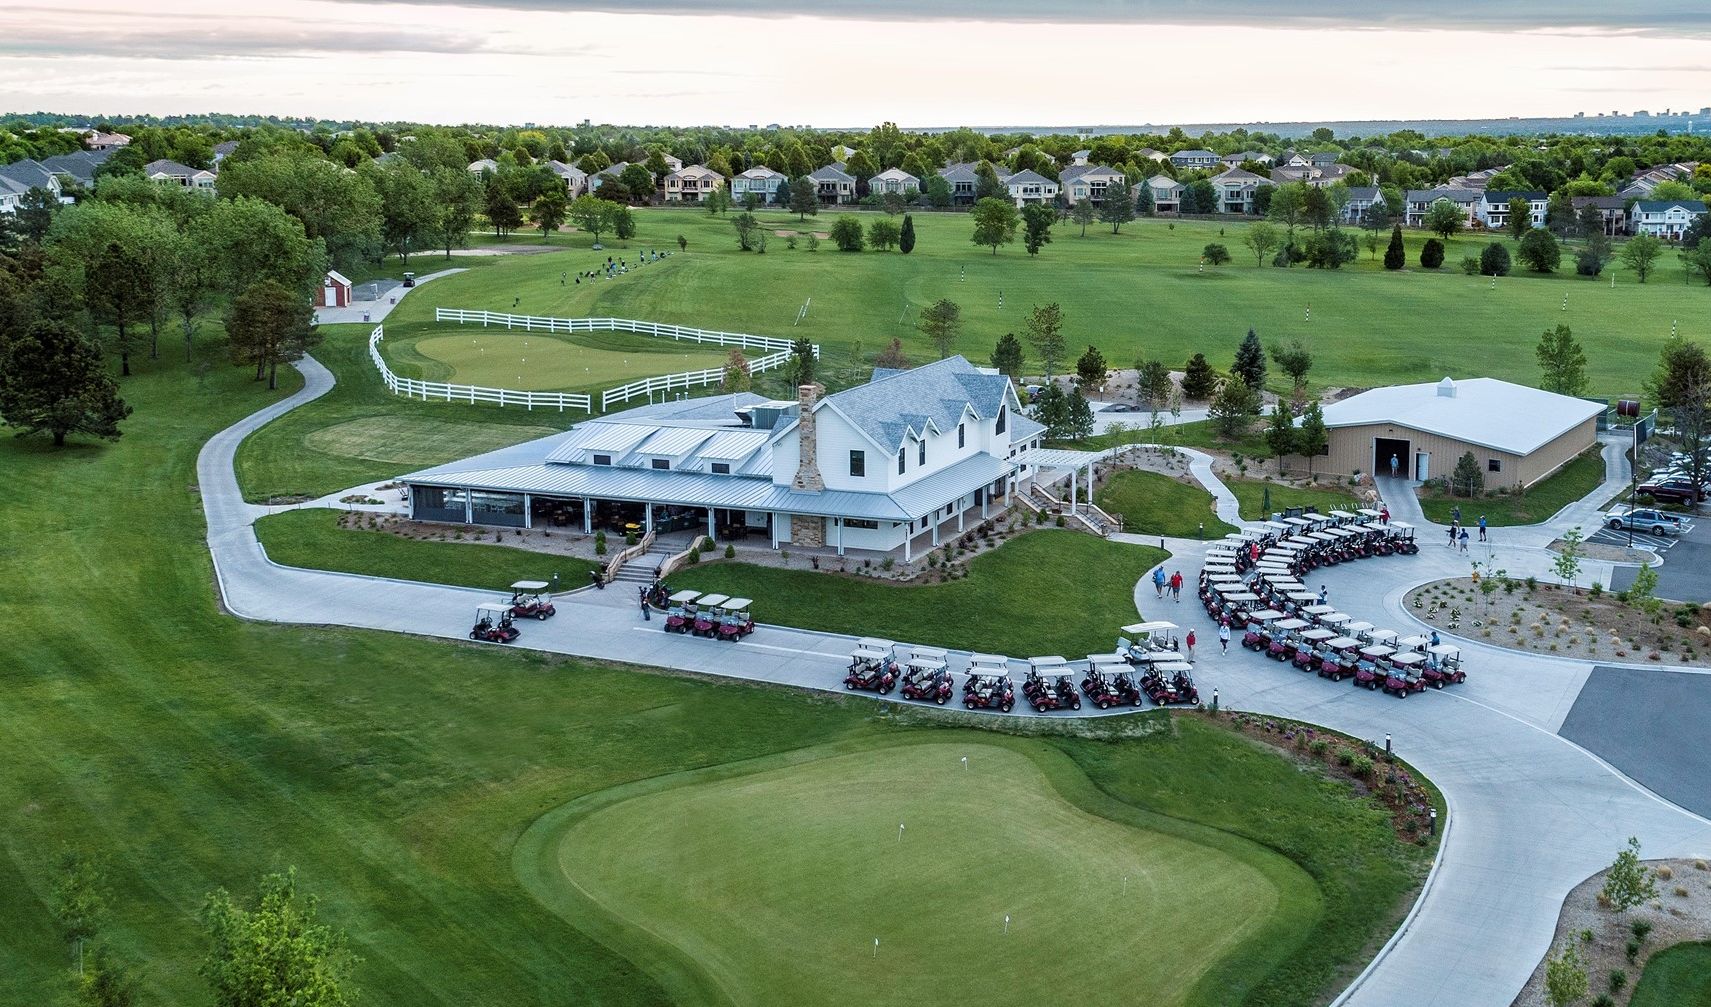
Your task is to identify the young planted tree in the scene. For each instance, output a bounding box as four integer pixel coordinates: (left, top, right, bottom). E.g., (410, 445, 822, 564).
(1071, 197, 1095, 236)
(1099, 180, 1135, 233)
(722, 348, 751, 392)
(1024, 302, 1066, 379)
(1536, 324, 1589, 396)
(1182, 352, 1218, 399)
(1270, 338, 1313, 408)
(867, 218, 901, 250)
(1451, 450, 1484, 498)
(990, 332, 1024, 377)
(1420, 238, 1445, 269)
(1383, 224, 1406, 270)
(918, 298, 962, 358)
(0, 320, 131, 447)
(1267, 181, 1308, 253)
(1021, 202, 1054, 256)
(829, 214, 865, 251)
(1621, 233, 1663, 283)
(874, 337, 910, 370)
(1243, 220, 1280, 266)
(1598, 836, 1658, 913)
(1202, 243, 1231, 265)
(1681, 238, 1711, 285)
(200, 869, 356, 1007)
(531, 185, 568, 240)
(1507, 196, 1533, 241)
(970, 196, 1019, 255)
(1075, 344, 1108, 392)
(788, 175, 818, 220)
(1208, 376, 1259, 439)
(1297, 398, 1329, 473)
(732, 211, 760, 251)
(48, 846, 108, 975)
(1553, 526, 1585, 589)
(1543, 943, 1589, 1007)
(898, 214, 916, 254)
(225, 280, 320, 390)
(1231, 328, 1267, 391)
(1264, 402, 1297, 472)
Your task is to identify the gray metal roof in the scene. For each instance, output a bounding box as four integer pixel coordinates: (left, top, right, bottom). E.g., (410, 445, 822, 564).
(809, 163, 854, 182)
(822, 356, 1011, 451)
(1005, 169, 1054, 186)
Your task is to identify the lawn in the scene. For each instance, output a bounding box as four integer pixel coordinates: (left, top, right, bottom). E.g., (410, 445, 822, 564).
(1416, 447, 1607, 526)
(390, 327, 728, 393)
(370, 208, 1700, 400)
(1228, 477, 1362, 521)
(1631, 941, 1711, 1007)
(1053, 419, 1270, 458)
(253, 508, 597, 589)
(674, 530, 1168, 657)
(0, 336, 1435, 1007)
(1096, 469, 1238, 538)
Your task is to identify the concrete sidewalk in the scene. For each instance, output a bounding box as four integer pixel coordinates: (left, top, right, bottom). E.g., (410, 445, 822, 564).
(313, 267, 465, 325)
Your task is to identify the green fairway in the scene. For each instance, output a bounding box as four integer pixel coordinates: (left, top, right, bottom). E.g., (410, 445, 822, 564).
(1630, 941, 1711, 1007)
(254, 508, 597, 589)
(1096, 469, 1238, 538)
(1416, 447, 1606, 526)
(673, 531, 1166, 656)
(368, 209, 1703, 400)
(393, 328, 728, 392)
(537, 740, 1286, 1007)
(1228, 478, 1363, 521)
(301, 414, 558, 467)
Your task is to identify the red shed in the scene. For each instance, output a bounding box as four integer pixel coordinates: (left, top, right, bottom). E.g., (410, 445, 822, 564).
(321, 270, 352, 308)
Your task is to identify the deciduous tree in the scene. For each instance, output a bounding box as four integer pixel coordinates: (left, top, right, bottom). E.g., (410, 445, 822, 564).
(970, 196, 1019, 255)
(1621, 232, 1663, 283)
(1265, 402, 1296, 471)
(874, 337, 910, 370)
(567, 194, 615, 246)
(1648, 335, 1711, 490)
(1243, 220, 1279, 266)
(1071, 197, 1095, 236)
(225, 279, 320, 390)
(1021, 202, 1054, 256)
(1543, 943, 1588, 1007)
(867, 218, 901, 250)
(722, 348, 751, 392)
(1518, 228, 1561, 273)
(1536, 324, 1589, 396)
(1507, 196, 1533, 241)
(531, 185, 568, 240)
(1202, 242, 1230, 265)
(1099, 180, 1135, 233)
(828, 214, 864, 251)
(1678, 237, 1711, 286)
(200, 869, 356, 1007)
(1598, 836, 1658, 913)
(732, 211, 761, 251)
(1425, 199, 1464, 241)
(1208, 375, 1259, 439)
(1024, 302, 1066, 379)
(787, 174, 818, 220)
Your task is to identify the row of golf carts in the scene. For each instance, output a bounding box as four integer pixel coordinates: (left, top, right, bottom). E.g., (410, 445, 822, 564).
(1213, 509, 1418, 578)
(468, 581, 558, 644)
(660, 590, 755, 640)
(843, 621, 1199, 714)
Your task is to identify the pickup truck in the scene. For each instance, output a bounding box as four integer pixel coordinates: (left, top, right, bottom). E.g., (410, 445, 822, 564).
(1604, 506, 1691, 536)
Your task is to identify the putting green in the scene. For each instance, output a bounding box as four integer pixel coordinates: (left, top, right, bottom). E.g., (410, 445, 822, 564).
(526, 741, 1285, 1007)
(405, 329, 728, 392)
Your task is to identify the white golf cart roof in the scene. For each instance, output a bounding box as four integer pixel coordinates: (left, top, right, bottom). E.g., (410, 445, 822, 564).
(1247, 609, 1285, 622)
(852, 637, 895, 659)
(1262, 521, 1292, 533)
(1344, 620, 1375, 635)
(1356, 508, 1383, 518)
(1428, 644, 1461, 658)
(1368, 629, 1399, 644)
(1308, 532, 1338, 542)
(1223, 592, 1262, 603)
(1302, 628, 1336, 641)
(1155, 661, 1195, 673)
(1360, 645, 1395, 658)
(969, 652, 1008, 668)
(1303, 604, 1337, 616)
(668, 589, 702, 603)
(1122, 621, 1179, 635)
(1255, 564, 1292, 574)
(724, 597, 753, 610)
(907, 654, 948, 672)
(1283, 517, 1319, 529)
(697, 593, 730, 608)
(1285, 536, 1318, 547)
(1286, 591, 1319, 602)
(1329, 510, 1358, 520)
(909, 645, 948, 660)
(1389, 521, 1415, 531)
(1326, 636, 1361, 649)
(1207, 573, 1243, 583)
(1028, 655, 1071, 671)
(511, 580, 551, 591)
(1325, 527, 1359, 538)
(1396, 635, 1431, 649)
(476, 601, 512, 615)
(1088, 653, 1130, 669)
(1391, 652, 1427, 667)
(1318, 612, 1352, 627)
(1275, 618, 1310, 631)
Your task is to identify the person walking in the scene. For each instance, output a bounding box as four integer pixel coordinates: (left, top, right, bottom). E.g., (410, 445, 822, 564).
(638, 586, 651, 621)
(1447, 523, 1456, 547)
(1186, 629, 1197, 659)
(1379, 505, 1389, 524)
(1478, 515, 1487, 542)
(1170, 571, 1184, 603)
(1459, 528, 1470, 553)
(1153, 567, 1167, 598)
(1218, 621, 1231, 653)
(1318, 585, 1329, 605)
(1389, 453, 1400, 478)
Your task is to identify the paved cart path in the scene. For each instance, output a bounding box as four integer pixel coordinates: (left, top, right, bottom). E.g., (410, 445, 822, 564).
(200, 358, 1711, 1007)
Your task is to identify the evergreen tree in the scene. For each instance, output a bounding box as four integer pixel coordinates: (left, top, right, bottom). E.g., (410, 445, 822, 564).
(0, 320, 131, 447)
(1137, 359, 1173, 413)
(1480, 241, 1511, 276)
(898, 214, 915, 254)
(1208, 377, 1259, 439)
(1518, 228, 1561, 273)
(1064, 387, 1095, 440)
(788, 175, 818, 220)
(1182, 352, 1217, 399)
(1021, 203, 1054, 256)
(1383, 223, 1406, 270)
(1264, 402, 1297, 472)
(1098, 180, 1135, 233)
(1024, 302, 1066, 379)
(1231, 328, 1267, 391)
(917, 298, 962, 358)
(990, 332, 1024, 377)
(1451, 451, 1484, 497)
(1075, 344, 1108, 391)
(1420, 238, 1445, 269)
(1298, 398, 1329, 474)
(1136, 181, 1155, 217)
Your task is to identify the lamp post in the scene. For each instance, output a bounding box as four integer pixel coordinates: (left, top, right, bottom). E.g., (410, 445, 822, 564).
(1429, 808, 1438, 836)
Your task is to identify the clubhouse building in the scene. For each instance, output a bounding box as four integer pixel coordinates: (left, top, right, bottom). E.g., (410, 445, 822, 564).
(399, 356, 1046, 560)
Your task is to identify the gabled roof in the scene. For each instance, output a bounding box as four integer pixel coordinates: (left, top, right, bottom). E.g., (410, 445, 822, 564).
(870, 167, 918, 182)
(737, 165, 786, 180)
(1170, 149, 1217, 159)
(822, 355, 1013, 452)
(1146, 174, 1182, 190)
(213, 141, 239, 159)
(0, 159, 57, 189)
(1635, 199, 1708, 213)
(144, 159, 208, 177)
(546, 159, 586, 178)
(1060, 164, 1122, 184)
(467, 158, 498, 172)
(325, 269, 351, 286)
(938, 163, 980, 182)
(1483, 190, 1548, 203)
(1345, 186, 1382, 200)
(0, 174, 30, 197)
(1212, 167, 1267, 183)
(1321, 377, 1603, 456)
(1004, 168, 1054, 187)
(1405, 188, 1480, 204)
(810, 163, 854, 182)
(669, 163, 720, 179)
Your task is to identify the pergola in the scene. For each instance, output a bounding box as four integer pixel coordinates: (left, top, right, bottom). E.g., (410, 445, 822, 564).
(1029, 449, 1103, 514)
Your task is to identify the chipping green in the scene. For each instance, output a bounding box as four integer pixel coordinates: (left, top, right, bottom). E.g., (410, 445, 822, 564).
(1630, 941, 1711, 1007)
(1228, 478, 1362, 521)
(391, 327, 728, 392)
(1416, 447, 1607, 526)
(1096, 469, 1238, 538)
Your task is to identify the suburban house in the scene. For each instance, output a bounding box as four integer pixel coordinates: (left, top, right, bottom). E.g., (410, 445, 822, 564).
(83, 131, 130, 151)
(1477, 190, 1549, 231)
(1147, 175, 1183, 213)
(1448, 166, 1505, 191)
(546, 160, 587, 195)
(1570, 195, 1629, 236)
(869, 167, 921, 196)
(1135, 147, 1166, 163)
(659, 154, 685, 173)
(1060, 164, 1124, 204)
(1620, 163, 1697, 199)
(320, 270, 353, 308)
(1271, 162, 1359, 188)
(586, 162, 627, 194)
(1169, 149, 1220, 169)
(467, 158, 498, 175)
(808, 163, 856, 203)
(1210, 167, 1267, 214)
(1341, 186, 1386, 224)
(1001, 168, 1058, 206)
(144, 159, 217, 192)
(1278, 150, 1312, 168)
(0, 175, 28, 214)
(1316, 376, 1601, 488)
(731, 165, 788, 203)
(1404, 188, 1481, 228)
(41, 149, 113, 187)
(938, 163, 981, 204)
(0, 159, 67, 203)
(1631, 199, 1707, 240)
(213, 141, 239, 165)
(397, 356, 1047, 562)
(1221, 151, 1274, 169)
(664, 164, 724, 202)
(830, 144, 857, 162)
(1069, 149, 1092, 166)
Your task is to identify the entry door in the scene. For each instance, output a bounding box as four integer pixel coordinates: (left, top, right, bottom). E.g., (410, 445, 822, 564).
(1415, 452, 1430, 482)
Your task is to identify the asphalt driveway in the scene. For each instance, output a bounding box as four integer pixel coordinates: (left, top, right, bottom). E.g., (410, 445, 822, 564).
(1610, 518, 1711, 603)
(1559, 665, 1711, 819)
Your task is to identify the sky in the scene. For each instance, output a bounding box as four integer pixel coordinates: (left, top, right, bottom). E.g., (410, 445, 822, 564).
(5, 1, 1711, 126)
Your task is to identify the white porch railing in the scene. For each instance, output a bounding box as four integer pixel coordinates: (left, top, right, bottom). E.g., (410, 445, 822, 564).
(434, 307, 820, 358)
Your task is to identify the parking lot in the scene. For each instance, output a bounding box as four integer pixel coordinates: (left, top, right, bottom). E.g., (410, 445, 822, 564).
(1609, 513, 1711, 603)
(1587, 523, 1682, 554)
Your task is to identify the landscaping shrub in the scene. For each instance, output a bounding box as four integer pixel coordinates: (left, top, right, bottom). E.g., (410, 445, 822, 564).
(1625, 939, 1640, 963)
(625, 531, 637, 547)
(1348, 754, 1374, 778)
(1419, 238, 1444, 269)
(1480, 241, 1511, 276)
(1632, 919, 1653, 941)
(1610, 969, 1626, 992)
(687, 546, 701, 565)
(594, 530, 608, 556)
(724, 544, 735, 559)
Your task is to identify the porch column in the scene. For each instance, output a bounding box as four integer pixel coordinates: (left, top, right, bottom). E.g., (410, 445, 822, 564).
(523, 494, 533, 529)
(706, 507, 716, 542)
(463, 489, 473, 524)
(957, 503, 965, 532)
(904, 525, 913, 563)
(837, 518, 845, 556)
(931, 510, 940, 547)
(770, 512, 779, 549)
(1069, 469, 1078, 514)
(644, 502, 653, 535)
(581, 497, 592, 534)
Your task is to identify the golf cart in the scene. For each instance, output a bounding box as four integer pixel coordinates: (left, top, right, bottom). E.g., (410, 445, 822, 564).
(1243, 610, 1286, 651)
(1142, 661, 1200, 705)
(470, 602, 521, 643)
(899, 648, 953, 704)
(692, 594, 730, 637)
(1080, 654, 1133, 709)
(1395, 635, 1432, 657)
(1353, 645, 1394, 690)
(1342, 621, 1375, 644)
(1317, 636, 1362, 681)
(663, 590, 702, 633)
(1384, 651, 1430, 698)
(1023, 656, 1082, 712)
(1269, 618, 1310, 661)
(1119, 621, 1182, 657)
(963, 655, 1015, 713)
(717, 597, 755, 640)
(1423, 644, 1466, 688)
(1388, 522, 1419, 555)
(1294, 628, 1336, 670)
(845, 638, 899, 693)
(508, 580, 556, 620)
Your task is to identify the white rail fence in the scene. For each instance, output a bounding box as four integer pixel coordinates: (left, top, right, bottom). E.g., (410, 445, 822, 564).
(600, 347, 793, 411)
(434, 308, 820, 358)
(368, 325, 594, 413)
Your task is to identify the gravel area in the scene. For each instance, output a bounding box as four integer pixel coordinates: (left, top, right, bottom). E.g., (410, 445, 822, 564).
(1510, 858, 1711, 1007)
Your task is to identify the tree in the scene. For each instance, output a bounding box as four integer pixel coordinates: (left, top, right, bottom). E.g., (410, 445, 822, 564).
(1479, 241, 1511, 276)
(1553, 526, 1585, 588)
(18, 186, 58, 244)
(1518, 228, 1561, 273)
(1648, 335, 1711, 490)
(1383, 224, 1406, 270)
(828, 215, 864, 251)
(619, 163, 656, 202)
(1536, 324, 1589, 396)
(874, 337, 910, 370)
(974, 162, 1005, 200)
(990, 333, 1024, 377)
(924, 175, 953, 208)
(531, 185, 568, 240)
(368, 159, 435, 265)
(198, 197, 325, 301)
(786, 336, 815, 387)
(1232, 328, 1266, 392)
(1303, 186, 1332, 231)
(1679, 238, 1711, 286)
(1024, 302, 1066, 379)
(72, 943, 139, 1007)
(1298, 398, 1329, 473)
(1267, 181, 1308, 251)
(786, 175, 818, 220)
(1621, 233, 1664, 283)
(48, 846, 108, 974)
(1303, 230, 1357, 269)
(1021, 202, 1054, 256)
(1202, 242, 1231, 265)
(1264, 402, 1297, 471)
(1599, 836, 1659, 914)
(1032, 384, 1093, 439)
(740, 190, 762, 213)
(1543, 943, 1589, 1007)
(1420, 238, 1445, 269)
(1208, 376, 1259, 439)
(1063, 387, 1095, 440)
(1136, 182, 1155, 217)
(1099, 180, 1135, 233)
(971, 197, 1019, 255)
(1243, 221, 1280, 266)
(200, 869, 356, 1007)
(1075, 345, 1108, 391)
(722, 348, 751, 392)
(568, 194, 616, 246)
(1451, 450, 1484, 498)
(917, 299, 962, 359)
(1182, 352, 1218, 399)
(225, 280, 320, 390)
(484, 177, 522, 238)
(85, 241, 151, 377)
(1507, 196, 1534, 241)
(1424, 200, 1464, 241)
(1183, 179, 1218, 216)
(867, 218, 901, 250)
(0, 317, 131, 447)
(610, 204, 636, 241)
(1271, 339, 1312, 397)
(1071, 197, 1095, 236)
(428, 166, 482, 259)
(702, 187, 731, 216)
(899, 214, 916, 254)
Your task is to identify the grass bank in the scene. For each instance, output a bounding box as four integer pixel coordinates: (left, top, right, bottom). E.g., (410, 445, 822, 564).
(1416, 448, 1606, 526)
(1096, 469, 1238, 538)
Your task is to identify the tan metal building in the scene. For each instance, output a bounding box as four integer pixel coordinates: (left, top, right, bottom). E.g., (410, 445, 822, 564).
(1317, 377, 1602, 488)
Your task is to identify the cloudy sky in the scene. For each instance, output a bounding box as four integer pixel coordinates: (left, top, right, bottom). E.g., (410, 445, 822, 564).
(5, 1, 1711, 126)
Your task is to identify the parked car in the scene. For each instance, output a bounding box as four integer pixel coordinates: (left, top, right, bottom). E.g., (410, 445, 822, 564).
(1605, 506, 1690, 536)
(1636, 477, 1709, 504)
(1099, 402, 1135, 413)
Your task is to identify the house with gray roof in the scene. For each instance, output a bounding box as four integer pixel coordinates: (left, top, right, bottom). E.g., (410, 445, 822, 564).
(1632, 199, 1707, 240)
(869, 167, 920, 197)
(1478, 190, 1549, 231)
(42, 148, 113, 187)
(1341, 186, 1386, 225)
(0, 159, 66, 203)
(1570, 195, 1629, 236)
(213, 141, 240, 165)
(546, 159, 587, 195)
(1220, 151, 1274, 169)
(938, 162, 981, 204)
(144, 159, 217, 193)
(1210, 167, 1268, 214)
(0, 173, 31, 214)
(398, 356, 1045, 561)
(808, 162, 856, 204)
(1169, 149, 1219, 169)
(1001, 168, 1058, 206)
(732, 165, 788, 204)
(1060, 164, 1124, 204)
(1147, 174, 1183, 214)
(1405, 187, 1482, 229)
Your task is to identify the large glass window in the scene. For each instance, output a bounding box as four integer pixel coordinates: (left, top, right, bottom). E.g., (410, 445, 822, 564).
(850, 450, 865, 477)
(413, 485, 470, 524)
(958, 423, 965, 448)
(470, 490, 526, 528)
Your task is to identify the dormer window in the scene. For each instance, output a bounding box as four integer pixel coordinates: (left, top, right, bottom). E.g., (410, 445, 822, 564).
(593, 454, 612, 466)
(918, 439, 926, 466)
(996, 405, 1007, 435)
(898, 448, 906, 475)
(711, 462, 730, 475)
(958, 423, 965, 448)
(651, 459, 669, 470)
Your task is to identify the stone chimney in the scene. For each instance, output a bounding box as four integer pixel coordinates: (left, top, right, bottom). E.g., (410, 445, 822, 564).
(792, 383, 825, 492)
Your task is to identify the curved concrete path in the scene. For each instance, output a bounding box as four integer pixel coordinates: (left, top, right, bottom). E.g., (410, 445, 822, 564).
(200, 360, 1711, 1007)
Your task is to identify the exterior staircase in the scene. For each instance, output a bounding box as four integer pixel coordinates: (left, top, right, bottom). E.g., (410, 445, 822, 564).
(610, 540, 671, 584)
